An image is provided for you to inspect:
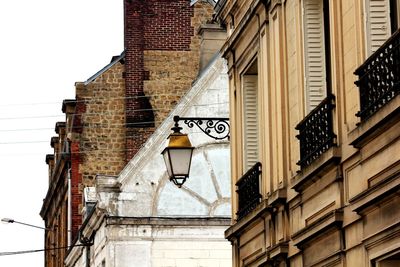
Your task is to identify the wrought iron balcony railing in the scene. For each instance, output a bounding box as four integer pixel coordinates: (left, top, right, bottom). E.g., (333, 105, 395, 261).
(296, 95, 336, 168)
(354, 30, 400, 121)
(236, 162, 262, 220)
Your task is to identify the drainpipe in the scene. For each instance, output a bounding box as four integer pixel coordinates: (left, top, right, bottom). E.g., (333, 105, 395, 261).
(67, 166, 72, 246)
(86, 246, 90, 267)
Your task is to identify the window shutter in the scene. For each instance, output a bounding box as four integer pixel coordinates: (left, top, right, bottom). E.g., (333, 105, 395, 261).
(303, 0, 327, 113)
(366, 0, 391, 55)
(243, 75, 258, 171)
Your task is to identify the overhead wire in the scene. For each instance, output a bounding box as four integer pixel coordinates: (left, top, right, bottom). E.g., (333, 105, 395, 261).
(0, 244, 86, 257)
(0, 94, 165, 107)
(0, 102, 228, 121)
(0, 100, 228, 146)
(0, 117, 228, 133)
(0, 131, 226, 148)
(0, 94, 228, 108)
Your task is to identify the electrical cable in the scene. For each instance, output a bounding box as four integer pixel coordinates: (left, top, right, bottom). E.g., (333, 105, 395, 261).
(0, 244, 86, 257)
(0, 95, 167, 107)
(0, 116, 228, 133)
(0, 129, 227, 147)
(0, 102, 228, 121)
(0, 94, 228, 108)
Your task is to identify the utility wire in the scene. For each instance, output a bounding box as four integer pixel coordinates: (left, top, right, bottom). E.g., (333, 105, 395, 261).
(0, 95, 163, 107)
(0, 102, 228, 121)
(0, 128, 227, 146)
(0, 244, 86, 257)
(0, 121, 160, 137)
(0, 115, 64, 120)
(0, 94, 228, 108)
(0, 117, 228, 133)
(0, 141, 48, 145)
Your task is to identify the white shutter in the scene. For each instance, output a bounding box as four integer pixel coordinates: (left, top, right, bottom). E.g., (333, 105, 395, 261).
(366, 0, 391, 55)
(243, 75, 258, 171)
(303, 0, 327, 113)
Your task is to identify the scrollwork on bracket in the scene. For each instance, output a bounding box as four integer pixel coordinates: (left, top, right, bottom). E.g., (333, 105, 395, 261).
(173, 116, 230, 140)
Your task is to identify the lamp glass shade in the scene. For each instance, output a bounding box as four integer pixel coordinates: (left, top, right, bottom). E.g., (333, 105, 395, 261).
(166, 148, 193, 176)
(162, 132, 194, 187)
(162, 147, 194, 179)
(162, 148, 173, 177)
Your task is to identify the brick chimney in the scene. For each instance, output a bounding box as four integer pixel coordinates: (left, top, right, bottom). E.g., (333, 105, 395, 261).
(123, 0, 214, 161)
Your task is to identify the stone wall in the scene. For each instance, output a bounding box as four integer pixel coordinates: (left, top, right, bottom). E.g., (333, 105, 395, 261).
(70, 60, 126, 231)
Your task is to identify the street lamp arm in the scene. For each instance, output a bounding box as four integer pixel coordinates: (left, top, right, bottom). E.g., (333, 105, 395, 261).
(1, 218, 50, 231)
(173, 115, 230, 140)
(1, 218, 14, 223)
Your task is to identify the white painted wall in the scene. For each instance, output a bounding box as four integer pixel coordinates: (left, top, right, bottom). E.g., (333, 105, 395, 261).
(90, 223, 231, 267)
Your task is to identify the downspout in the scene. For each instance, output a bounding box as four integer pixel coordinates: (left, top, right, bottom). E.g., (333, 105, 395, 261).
(67, 166, 72, 246)
(86, 246, 90, 267)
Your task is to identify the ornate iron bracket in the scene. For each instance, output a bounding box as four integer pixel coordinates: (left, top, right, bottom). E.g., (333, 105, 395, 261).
(173, 115, 230, 140)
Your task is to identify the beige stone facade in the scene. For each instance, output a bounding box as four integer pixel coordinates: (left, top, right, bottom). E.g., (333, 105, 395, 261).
(216, 0, 400, 266)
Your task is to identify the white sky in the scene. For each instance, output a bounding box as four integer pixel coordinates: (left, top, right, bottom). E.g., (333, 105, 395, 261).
(0, 1, 123, 265)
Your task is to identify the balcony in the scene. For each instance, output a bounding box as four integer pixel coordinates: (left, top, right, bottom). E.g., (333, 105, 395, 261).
(354, 30, 400, 122)
(236, 162, 262, 220)
(296, 94, 336, 169)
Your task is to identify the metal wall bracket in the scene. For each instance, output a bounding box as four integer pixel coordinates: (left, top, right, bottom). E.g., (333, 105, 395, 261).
(173, 115, 230, 140)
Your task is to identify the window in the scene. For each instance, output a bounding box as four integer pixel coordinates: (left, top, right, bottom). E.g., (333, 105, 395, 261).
(365, 0, 400, 56)
(242, 60, 259, 171)
(390, 0, 400, 32)
(366, 0, 392, 55)
(373, 251, 400, 267)
(303, 0, 331, 113)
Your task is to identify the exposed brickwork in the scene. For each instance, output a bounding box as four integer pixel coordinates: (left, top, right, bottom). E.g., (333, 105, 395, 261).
(70, 141, 82, 241)
(124, 0, 155, 127)
(142, 1, 194, 51)
(124, 0, 214, 161)
(126, 128, 155, 160)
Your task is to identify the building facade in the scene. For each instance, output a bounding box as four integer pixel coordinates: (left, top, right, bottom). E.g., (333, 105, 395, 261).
(65, 55, 232, 267)
(216, 0, 400, 266)
(41, 1, 230, 266)
(41, 54, 126, 267)
(41, 120, 71, 267)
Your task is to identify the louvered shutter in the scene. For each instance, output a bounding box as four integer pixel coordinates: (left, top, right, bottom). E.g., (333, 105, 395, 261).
(366, 0, 391, 55)
(303, 0, 327, 113)
(243, 75, 258, 171)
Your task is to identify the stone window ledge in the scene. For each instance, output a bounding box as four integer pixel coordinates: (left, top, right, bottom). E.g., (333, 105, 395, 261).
(349, 94, 400, 148)
(291, 210, 343, 248)
(225, 199, 270, 240)
(349, 169, 400, 214)
(267, 188, 287, 207)
(268, 242, 289, 260)
(291, 147, 341, 192)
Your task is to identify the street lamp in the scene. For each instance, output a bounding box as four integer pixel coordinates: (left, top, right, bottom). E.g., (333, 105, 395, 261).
(1, 218, 51, 231)
(162, 120, 194, 187)
(162, 115, 229, 187)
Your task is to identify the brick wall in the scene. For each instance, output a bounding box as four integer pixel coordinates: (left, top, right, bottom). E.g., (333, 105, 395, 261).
(124, 0, 214, 161)
(70, 142, 82, 241)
